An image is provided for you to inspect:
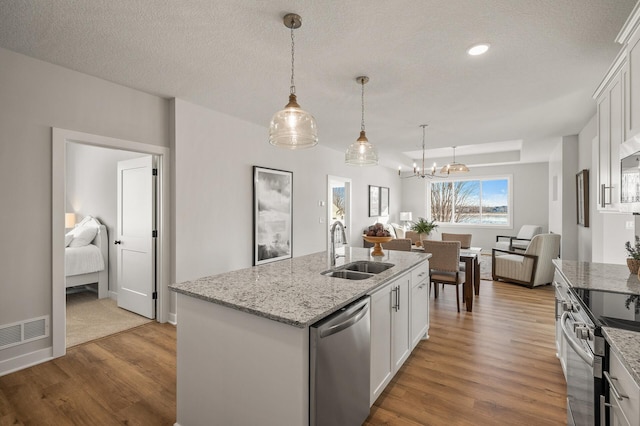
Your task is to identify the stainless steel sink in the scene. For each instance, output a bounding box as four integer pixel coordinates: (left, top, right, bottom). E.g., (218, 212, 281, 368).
(343, 261, 394, 274)
(321, 270, 373, 280)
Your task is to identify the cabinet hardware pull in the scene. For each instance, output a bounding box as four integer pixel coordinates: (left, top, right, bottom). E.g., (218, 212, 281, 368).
(397, 285, 400, 311)
(601, 184, 612, 208)
(604, 371, 628, 401)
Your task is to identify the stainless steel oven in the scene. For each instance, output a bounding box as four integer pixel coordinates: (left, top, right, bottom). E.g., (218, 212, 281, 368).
(564, 286, 640, 425)
(560, 292, 604, 425)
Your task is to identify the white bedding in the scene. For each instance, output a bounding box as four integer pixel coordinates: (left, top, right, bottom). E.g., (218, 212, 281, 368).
(65, 244, 105, 276)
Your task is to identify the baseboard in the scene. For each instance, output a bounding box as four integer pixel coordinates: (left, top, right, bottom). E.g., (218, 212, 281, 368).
(168, 312, 177, 325)
(0, 347, 53, 377)
(109, 290, 118, 301)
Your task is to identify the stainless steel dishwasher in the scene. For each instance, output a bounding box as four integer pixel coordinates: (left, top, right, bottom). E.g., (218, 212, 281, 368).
(310, 296, 371, 426)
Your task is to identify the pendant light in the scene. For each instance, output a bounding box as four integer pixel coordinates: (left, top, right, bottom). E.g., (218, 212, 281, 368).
(345, 76, 378, 166)
(440, 146, 470, 174)
(269, 13, 318, 149)
(400, 124, 436, 178)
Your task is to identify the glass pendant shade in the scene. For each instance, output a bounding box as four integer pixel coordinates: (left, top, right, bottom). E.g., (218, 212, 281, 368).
(269, 94, 318, 149)
(345, 130, 378, 165)
(440, 162, 470, 174)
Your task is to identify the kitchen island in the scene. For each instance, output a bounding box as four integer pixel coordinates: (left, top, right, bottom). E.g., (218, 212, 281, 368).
(170, 248, 430, 426)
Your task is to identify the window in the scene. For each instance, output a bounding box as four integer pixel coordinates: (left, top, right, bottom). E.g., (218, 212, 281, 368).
(429, 176, 511, 226)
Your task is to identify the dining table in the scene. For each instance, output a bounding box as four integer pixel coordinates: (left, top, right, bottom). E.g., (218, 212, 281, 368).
(412, 245, 482, 312)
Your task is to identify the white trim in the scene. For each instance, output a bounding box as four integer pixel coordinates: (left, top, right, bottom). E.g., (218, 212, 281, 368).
(0, 347, 53, 377)
(52, 128, 171, 359)
(168, 312, 177, 325)
(592, 47, 628, 100)
(616, 0, 640, 45)
(427, 174, 513, 228)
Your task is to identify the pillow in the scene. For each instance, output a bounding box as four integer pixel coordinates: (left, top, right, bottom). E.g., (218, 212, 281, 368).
(384, 224, 397, 239)
(65, 233, 74, 247)
(392, 225, 406, 239)
(68, 226, 98, 247)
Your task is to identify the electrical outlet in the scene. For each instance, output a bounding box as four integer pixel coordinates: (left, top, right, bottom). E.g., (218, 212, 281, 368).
(626, 220, 634, 229)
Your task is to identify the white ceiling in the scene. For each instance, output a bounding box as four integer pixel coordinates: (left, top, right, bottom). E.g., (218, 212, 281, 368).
(0, 0, 635, 169)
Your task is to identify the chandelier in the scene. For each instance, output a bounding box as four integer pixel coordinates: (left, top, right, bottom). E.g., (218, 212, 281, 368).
(399, 124, 436, 178)
(440, 146, 469, 174)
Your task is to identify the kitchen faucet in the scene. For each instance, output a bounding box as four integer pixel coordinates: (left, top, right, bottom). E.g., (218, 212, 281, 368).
(330, 221, 348, 266)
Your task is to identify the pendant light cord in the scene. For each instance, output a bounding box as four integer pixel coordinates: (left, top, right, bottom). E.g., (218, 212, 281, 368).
(421, 125, 426, 174)
(290, 23, 296, 95)
(361, 80, 365, 132)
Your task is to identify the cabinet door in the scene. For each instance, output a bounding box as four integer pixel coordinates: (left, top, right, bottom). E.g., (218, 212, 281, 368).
(598, 90, 611, 209)
(610, 74, 623, 206)
(392, 275, 411, 372)
(411, 277, 429, 349)
(369, 283, 392, 405)
(627, 25, 640, 140)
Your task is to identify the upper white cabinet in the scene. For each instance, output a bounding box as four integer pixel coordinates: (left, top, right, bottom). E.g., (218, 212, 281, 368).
(595, 2, 640, 211)
(626, 23, 640, 140)
(595, 52, 626, 210)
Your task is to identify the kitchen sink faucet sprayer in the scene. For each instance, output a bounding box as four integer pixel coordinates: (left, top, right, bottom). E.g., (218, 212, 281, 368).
(330, 221, 348, 266)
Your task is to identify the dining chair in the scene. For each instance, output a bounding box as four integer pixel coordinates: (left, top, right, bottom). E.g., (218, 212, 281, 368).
(422, 240, 465, 312)
(441, 232, 472, 249)
(381, 238, 412, 251)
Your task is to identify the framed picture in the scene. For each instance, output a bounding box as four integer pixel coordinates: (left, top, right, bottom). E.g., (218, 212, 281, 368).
(253, 166, 293, 265)
(576, 169, 589, 227)
(369, 186, 380, 217)
(380, 187, 389, 217)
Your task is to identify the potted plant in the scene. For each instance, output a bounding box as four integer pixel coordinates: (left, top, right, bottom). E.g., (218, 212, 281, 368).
(624, 236, 640, 274)
(410, 217, 438, 247)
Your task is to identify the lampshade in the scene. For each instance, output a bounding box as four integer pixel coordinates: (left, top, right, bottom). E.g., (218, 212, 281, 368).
(268, 13, 318, 149)
(345, 76, 379, 166)
(65, 213, 76, 228)
(400, 212, 412, 222)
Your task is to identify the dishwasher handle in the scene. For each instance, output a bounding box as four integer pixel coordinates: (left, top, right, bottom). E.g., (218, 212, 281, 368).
(319, 300, 370, 339)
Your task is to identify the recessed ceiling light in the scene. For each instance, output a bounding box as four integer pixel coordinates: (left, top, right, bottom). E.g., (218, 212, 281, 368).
(468, 43, 490, 56)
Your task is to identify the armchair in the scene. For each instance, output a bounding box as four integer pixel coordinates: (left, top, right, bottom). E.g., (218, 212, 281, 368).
(495, 225, 542, 252)
(491, 233, 561, 287)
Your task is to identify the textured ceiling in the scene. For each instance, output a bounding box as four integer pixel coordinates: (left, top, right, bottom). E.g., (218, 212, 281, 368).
(0, 0, 636, 168)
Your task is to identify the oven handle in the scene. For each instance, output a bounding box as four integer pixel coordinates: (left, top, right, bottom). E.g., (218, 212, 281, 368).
(560, 311, 594, 367)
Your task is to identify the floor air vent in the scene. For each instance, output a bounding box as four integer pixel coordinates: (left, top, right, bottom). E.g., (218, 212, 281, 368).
(0, 316, 49, 350)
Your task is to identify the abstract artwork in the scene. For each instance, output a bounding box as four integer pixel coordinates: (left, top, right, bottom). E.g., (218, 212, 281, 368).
(253, 166, 293, 265)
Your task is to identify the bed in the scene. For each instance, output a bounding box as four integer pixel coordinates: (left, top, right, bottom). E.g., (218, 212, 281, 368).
(65, 216, 109, 299)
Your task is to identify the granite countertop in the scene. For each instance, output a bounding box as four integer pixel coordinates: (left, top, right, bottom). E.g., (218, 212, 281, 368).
(170, 247, 430, 328)
(553, 259, 640, 294)
(602, 327, 640, 386)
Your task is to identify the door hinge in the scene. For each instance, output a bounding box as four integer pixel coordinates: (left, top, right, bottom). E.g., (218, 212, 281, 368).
(152, 292, 158, 300)
(152, 168, 158, 176)
(152, 230, 157, 238)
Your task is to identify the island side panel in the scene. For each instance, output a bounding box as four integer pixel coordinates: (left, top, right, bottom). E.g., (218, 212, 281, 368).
(176, 293, 309, 426)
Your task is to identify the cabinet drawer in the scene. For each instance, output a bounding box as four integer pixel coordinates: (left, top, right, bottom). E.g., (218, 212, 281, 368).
(411, 262, 429, 284)
(609, 349, 640, 423)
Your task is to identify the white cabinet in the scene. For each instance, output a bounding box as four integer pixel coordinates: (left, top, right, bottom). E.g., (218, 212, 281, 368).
(595, 55, 626, 210)
(369, 281, 393, 404)
(392, 273, 411, 372)
(369, 260, 430, 405)
(607, 349, 640, 426)
(410, 262, 430, 348)
(627, 24, 640, 141)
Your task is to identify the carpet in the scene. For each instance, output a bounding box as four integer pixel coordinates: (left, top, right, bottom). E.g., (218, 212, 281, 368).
(479, 253, 493, 281)
(66, 290, 152, 347)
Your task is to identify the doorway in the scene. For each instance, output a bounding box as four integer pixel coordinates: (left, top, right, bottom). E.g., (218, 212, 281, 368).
(327, 175, 352, 248)
(52, 128, 170, 358)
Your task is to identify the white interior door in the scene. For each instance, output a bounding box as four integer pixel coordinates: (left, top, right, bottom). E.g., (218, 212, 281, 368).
(116, 155, 155, 319)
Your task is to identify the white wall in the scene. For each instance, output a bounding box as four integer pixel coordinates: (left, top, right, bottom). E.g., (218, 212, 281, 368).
(400, 162, 549, 251)
(548, 135, 579, 260)
(577, 115, 595, 261)
(0, 47, 169, 365)
(172, 99, 403, 313)
(66, 143, 145, 294)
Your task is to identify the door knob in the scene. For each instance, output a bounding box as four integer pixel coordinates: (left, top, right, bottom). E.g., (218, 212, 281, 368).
(114, 240, 122, 245)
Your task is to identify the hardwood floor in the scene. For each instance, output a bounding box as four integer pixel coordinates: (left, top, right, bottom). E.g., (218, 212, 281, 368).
(0, 280, 565, 425)
(364, 280, 566, 425)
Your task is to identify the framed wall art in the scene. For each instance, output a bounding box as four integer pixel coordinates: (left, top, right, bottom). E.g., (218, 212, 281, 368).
(576, 169, 589, 227)
(379, 187, 389, 217)
(369, 185, 380, 217)
(253, 166, 293, 265)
